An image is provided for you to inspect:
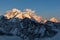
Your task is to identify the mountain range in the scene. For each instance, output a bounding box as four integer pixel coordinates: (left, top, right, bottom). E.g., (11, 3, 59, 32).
(0, 8, 60, 40)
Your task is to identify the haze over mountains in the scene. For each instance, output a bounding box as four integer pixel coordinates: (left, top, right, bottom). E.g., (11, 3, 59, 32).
(0, 8, 60, 40)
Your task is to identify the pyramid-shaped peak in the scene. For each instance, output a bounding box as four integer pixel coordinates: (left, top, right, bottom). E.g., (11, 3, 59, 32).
(50, 17, 58, 22)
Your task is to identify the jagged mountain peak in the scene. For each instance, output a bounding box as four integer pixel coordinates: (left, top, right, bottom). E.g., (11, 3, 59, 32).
(50, 17, 58, 22)
(4, 8, 21, 19)
(4, 8, 42, 22)
(12, 8, 21, 13)
(3, 8, 59, 23)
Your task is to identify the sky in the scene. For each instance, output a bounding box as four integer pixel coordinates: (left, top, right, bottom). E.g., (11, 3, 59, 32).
(0, 0, 60, 19)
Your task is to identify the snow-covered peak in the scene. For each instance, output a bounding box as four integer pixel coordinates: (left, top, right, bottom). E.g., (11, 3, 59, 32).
(4, 8, 42, 22)
(50, 17, 58, 22)
(3, 8, 60, 23)
(4, 8, 21, 19)
(12, 8, 21, 13)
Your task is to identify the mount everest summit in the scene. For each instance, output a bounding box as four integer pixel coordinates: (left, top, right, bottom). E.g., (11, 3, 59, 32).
(0, 8, 60, 40)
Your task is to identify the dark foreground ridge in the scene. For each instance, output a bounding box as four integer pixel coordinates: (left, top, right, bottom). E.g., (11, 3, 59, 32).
(0, 15, 60, 40)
